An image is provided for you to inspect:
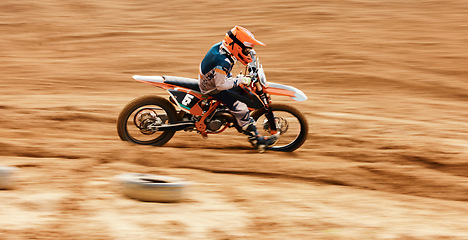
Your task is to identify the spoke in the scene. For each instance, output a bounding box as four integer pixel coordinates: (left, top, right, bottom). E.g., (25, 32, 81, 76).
(126, 105, 169, 143)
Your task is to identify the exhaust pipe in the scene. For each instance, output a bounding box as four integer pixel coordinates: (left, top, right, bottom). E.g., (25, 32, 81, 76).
(149, 122, 195, 131)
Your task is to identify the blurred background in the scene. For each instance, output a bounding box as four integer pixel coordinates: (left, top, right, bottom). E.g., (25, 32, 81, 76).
(1, 0, 468, 239)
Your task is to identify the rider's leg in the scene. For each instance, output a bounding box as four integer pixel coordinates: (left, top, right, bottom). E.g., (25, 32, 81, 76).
(241, 118, 279, 151)
(211, 90, 278, 151)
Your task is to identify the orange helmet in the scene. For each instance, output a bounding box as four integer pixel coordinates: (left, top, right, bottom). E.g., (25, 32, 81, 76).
(222, 26, 266, 65)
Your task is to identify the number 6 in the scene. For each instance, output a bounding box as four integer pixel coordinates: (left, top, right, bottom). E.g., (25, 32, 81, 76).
(181, 94, 194, 106)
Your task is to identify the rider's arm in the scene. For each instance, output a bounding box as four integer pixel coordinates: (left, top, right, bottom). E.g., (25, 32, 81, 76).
(213, 67, 237, 91)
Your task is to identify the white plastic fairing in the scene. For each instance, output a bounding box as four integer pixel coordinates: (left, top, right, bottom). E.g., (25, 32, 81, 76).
(268, 82, 308, 102)
(132, 75, 164, 83)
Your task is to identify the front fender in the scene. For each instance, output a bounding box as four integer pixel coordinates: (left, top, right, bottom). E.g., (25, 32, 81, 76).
(265, 82, 307, 102)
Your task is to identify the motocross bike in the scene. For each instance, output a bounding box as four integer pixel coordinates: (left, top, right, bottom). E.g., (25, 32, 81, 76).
(117, 55, 308, 152)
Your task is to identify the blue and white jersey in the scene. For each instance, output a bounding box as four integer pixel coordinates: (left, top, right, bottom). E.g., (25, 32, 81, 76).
(198, 42, 236, 94)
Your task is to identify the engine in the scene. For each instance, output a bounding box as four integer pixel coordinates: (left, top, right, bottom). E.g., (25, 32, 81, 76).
(205, 111, 234, 132)
(206, 118, 224, 131)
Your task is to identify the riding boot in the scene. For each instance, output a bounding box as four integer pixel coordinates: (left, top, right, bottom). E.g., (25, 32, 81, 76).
(242, 118, 279, 153)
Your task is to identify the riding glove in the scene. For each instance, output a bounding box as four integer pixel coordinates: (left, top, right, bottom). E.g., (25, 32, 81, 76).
(235, 75, 251, 86)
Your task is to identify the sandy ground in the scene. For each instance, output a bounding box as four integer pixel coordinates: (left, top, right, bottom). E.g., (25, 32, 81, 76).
(1, 0, 468, 239)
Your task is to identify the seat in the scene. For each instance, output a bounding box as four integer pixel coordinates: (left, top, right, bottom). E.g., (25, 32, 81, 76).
(163, 76, 201, 92)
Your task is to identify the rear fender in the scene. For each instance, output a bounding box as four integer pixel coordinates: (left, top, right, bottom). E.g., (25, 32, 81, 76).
(132, 75, 205, 115)
(133, 75, 171, 89)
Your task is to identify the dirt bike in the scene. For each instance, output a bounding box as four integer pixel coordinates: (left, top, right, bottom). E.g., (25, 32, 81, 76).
(117, 55, 308, 152)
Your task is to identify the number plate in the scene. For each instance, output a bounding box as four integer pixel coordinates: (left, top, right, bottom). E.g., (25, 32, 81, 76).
(168, 90, 200, 110)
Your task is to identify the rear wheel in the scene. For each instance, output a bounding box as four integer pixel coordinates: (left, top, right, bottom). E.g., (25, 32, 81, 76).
(117, 95, 177, 146)
(251, 103, 308, 152)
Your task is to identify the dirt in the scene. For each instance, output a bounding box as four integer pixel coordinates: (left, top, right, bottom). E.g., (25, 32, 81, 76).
(1, 0, 468, 239)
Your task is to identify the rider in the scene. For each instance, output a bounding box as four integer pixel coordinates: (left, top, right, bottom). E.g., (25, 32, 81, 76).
(198, 26, 278, 151)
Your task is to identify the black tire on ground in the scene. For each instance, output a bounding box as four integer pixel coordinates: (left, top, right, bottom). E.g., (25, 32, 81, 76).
(117, 95, 178, 146)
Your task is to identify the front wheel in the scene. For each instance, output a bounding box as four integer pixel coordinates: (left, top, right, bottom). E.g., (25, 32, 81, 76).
(251, 104, 308, 152)
(117, 95, 178, 146)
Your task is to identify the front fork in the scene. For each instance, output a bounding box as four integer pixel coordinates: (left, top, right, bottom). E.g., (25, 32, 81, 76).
(258, 91, 278, 135)
(264, 107, 279, 135)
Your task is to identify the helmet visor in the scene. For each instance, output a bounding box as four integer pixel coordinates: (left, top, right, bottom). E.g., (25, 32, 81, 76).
(242, 47, 252, 56)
